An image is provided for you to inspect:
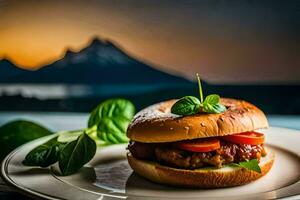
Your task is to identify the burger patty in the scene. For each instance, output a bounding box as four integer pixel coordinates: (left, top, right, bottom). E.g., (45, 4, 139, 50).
(128, 141, 266, 169)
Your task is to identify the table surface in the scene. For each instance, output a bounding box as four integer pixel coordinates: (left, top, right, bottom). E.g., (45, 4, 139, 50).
(0, 112, 300, 199)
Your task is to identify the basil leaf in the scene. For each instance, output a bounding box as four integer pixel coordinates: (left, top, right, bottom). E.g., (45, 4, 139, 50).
(171, 96, 200, 115)
(23, 137, 63, 167)
(59, 133, 96, 176)
(203, 94, 220, 105)
(88, 99, 135, 128)
(203, 103, 226, 114)
(97, 117, 129, 144)
(238, 159, 262, 173)
(0, 120, 53, 160)
(202, 94, 226, 114)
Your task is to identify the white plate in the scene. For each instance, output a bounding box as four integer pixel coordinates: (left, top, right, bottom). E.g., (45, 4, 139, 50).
(1, 127, 300, 200)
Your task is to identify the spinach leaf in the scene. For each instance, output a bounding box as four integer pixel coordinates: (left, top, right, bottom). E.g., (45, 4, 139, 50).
(0, 120, 52, 160)
(88, 99, 135, 145)
(171, 96, 200, 115)
(97, 117, 129, 144)
(23, 137, 64, 167)
(59, 133, 96, 176)
(21, 98, 135, 176)
(88, 98, 135, 128)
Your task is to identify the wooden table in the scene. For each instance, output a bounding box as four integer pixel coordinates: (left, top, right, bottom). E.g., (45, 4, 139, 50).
(0, 112, 299, 199)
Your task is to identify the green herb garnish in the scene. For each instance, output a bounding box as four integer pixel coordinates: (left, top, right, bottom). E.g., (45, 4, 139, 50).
(171, 96, 201, 115)
(230, 159, 262, 173)
(23, 98, 135, 176)
(171, 73, 227, 115)
(202, 94, 227, 114)
(238, 159, 262, 173)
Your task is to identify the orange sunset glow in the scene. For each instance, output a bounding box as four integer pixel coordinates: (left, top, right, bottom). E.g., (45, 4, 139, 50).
(0, 0, 299, 83)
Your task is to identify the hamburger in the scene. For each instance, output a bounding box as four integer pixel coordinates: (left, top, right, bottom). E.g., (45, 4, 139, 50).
(126, 98, 274, 188)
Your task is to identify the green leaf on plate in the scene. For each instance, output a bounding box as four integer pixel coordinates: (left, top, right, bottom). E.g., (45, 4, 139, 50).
(59, 133, 96, 176)
(87, 98, 135, 145)
(23, 137, 64, 167)
(97, 117, 130, 144)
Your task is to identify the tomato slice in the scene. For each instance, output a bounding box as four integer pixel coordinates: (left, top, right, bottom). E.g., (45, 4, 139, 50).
(175, 138, 220, 152)
(222, 131, 265, 145)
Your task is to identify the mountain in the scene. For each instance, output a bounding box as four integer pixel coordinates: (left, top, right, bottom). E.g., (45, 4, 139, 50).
(0, 38, 191, 85)
(1, 37, 300, 114)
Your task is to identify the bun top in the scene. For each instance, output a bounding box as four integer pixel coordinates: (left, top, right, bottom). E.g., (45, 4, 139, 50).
(127, 98, 268, 143)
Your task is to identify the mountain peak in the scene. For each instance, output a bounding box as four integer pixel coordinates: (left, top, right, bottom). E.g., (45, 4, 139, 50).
(54, 37, 132, 66)
(90, 37, 103, 45)
(0, 57, 15, 67)
(64, 49, 76, 57)
(89, 37, 115, 47)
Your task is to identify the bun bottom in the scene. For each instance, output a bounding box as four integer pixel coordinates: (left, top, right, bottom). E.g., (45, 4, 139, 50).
(127, 152, 274, 188)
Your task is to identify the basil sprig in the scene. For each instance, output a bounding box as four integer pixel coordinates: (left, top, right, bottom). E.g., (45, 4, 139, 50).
(231, 159, 262, 173)
(202, 94, 227, 114)
(23, 98, 135, 176)
(171, 96, 200, 115)
(171, 74, 226, 115)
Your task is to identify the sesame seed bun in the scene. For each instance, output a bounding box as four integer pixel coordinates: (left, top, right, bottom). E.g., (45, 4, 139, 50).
(127, 98, 268, 143)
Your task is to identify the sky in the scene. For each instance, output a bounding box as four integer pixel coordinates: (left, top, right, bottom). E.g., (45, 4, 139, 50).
(0, 0, 299, 83)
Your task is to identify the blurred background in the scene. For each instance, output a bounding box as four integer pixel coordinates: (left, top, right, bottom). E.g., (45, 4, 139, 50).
(0, 0, 299, 114)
